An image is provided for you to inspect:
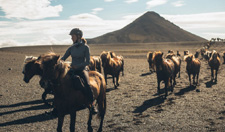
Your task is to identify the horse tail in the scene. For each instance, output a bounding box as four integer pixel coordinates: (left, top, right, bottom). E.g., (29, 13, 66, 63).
(96, 73, 107, 119)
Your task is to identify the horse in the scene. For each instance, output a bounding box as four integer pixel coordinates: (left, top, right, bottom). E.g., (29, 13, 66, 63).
(177, 51, 181, 57)
(208, 50, 220, 82)
(89, 56, 102, 73)
(39, 52, 106, 132)
(147, 51, 155, 72)
(22, 56, 53, 106)
(184, 54, 201, 86)
(165, 53, 181, 86)
(152, 51, 175, 98)
(222, 51, 225, 64)
(109, 51, 124, 75)
(100, 51, 124, 89)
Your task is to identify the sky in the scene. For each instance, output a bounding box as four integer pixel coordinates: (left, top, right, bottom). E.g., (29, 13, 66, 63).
(0, 0, 225, 48)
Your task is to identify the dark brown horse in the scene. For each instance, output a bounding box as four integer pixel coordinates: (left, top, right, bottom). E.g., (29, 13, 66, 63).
(208, 50, 220, 82)
(22, 56, 53, 106)
(152, 51, 175, 97)
(147, 51, 155, 72)
(165, 53, 181, 85)
(222, 51, 225, 64)
(184, 54, 201, 86)
(100, 51, 124, 89)
(40, 52, 106, 132)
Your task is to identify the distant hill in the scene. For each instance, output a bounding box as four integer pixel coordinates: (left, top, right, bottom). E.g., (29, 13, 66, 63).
(87, 11, 206, 44)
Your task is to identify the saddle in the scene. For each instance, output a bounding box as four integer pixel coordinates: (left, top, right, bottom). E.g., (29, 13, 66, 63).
(68, 69, 85, 90)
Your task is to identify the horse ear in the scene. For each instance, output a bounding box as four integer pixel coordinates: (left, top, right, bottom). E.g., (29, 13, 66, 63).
(161, 52, 164, 56)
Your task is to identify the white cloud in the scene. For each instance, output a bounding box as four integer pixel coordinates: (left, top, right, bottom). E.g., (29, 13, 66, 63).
(163, 12, 225, 39)
(172, 1, 185, 7)
(0, 13, 133, 48)
(1, 12, 225, 48)
(124, 0, 138, 4)
(162, 12, 225, 29)
(104, 0, 115, 2)
(146, 0, 167, 9)
(0, 0, 63, 20)
(91, 8, 104, 15)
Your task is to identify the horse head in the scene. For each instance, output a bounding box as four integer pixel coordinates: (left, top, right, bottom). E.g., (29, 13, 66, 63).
(100, 51, 108, 68)
(22, 56, 42, 83)
(184, 54, 194, 63)
(211, 50, 220, 60)
(153, 51, 163, 65)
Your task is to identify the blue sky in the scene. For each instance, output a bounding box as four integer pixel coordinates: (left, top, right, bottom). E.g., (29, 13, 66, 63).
(0, 0, 225, 48)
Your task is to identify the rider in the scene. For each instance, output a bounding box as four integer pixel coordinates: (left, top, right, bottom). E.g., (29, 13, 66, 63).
(61, 28, 97, 114)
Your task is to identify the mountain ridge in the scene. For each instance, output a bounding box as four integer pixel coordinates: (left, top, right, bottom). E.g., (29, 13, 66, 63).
(87, 11, 206, 44)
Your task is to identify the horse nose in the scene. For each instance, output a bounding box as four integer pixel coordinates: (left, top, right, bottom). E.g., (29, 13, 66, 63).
(23, 77, 29, 83)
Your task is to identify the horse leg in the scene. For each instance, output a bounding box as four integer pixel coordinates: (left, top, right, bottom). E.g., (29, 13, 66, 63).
(164, 79, 168, 98)
(42, 90, 48, 106)
(104, 73, 107, 85)
(116, 74, 120, 87)
(57, 115, 65, 132)
(215, 69, 218, 82)
(211, 69, 214, 82)
(70, 112, 76, 132)
(173, 75, 176, 86)
(42, 88, 52, 107)
(188, 74, 192, 86)
(87, 110, 93, 132)
(196, 73, 199, 85)
(193, 74, 196, 85)
(97, 96, 106, 132)
(112, 75, 117, 89)
(157, 79, 161, 95)
(171, 77, 174, 92)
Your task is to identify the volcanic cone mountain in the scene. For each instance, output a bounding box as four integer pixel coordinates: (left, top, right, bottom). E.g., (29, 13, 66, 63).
(88, 11, 206, 44)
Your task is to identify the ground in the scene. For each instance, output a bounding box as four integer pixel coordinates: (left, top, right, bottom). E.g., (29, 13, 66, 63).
(0, 42, 225, 132)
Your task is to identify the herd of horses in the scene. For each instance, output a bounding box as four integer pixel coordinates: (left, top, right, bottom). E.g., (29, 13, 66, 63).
(22, 51, 124, 132)
(22, 45, 224, 132)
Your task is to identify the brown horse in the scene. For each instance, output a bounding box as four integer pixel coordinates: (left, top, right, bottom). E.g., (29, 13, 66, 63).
(39, 52, 106, 132)
(184, 54, 201, 86)
(222, 51, 225, 64)
(152, 51, 175, 97)
(165, 53, 181, 85)
(147, 51, 155, 72)
(100, 51, 124, 89)
(89, 56, 102, 73)
(208, 50, 220, 82)
(22, 56, 53, 106)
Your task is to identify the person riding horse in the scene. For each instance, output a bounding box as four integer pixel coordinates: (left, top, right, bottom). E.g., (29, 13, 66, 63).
(61, 28, 97, 114)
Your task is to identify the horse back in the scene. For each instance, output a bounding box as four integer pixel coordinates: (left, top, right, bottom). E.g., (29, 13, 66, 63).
(164, 59, 175, 76)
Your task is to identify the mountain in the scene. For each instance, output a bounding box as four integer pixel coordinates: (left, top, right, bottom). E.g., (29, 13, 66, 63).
(87, 11, 206, 44)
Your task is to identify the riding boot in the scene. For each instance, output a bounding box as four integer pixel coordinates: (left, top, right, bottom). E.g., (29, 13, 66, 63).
(86, 86, 98, 114)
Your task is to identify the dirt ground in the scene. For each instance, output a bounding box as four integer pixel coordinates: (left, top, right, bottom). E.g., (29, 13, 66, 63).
(0, 42, 225, 132)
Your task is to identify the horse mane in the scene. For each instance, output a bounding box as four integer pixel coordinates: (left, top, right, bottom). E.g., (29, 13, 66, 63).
(40, 52, 70, 78)
(165, 53, 176, 59)
(184, 54, 194, 62)
(24, 56, 38, 63)
(152, 51, 163, 62)
(107, 51, 114, 66)
(211, 50, 220, 60)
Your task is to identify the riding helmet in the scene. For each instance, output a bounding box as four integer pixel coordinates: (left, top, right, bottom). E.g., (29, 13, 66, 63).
(69, 28, 83, 37)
